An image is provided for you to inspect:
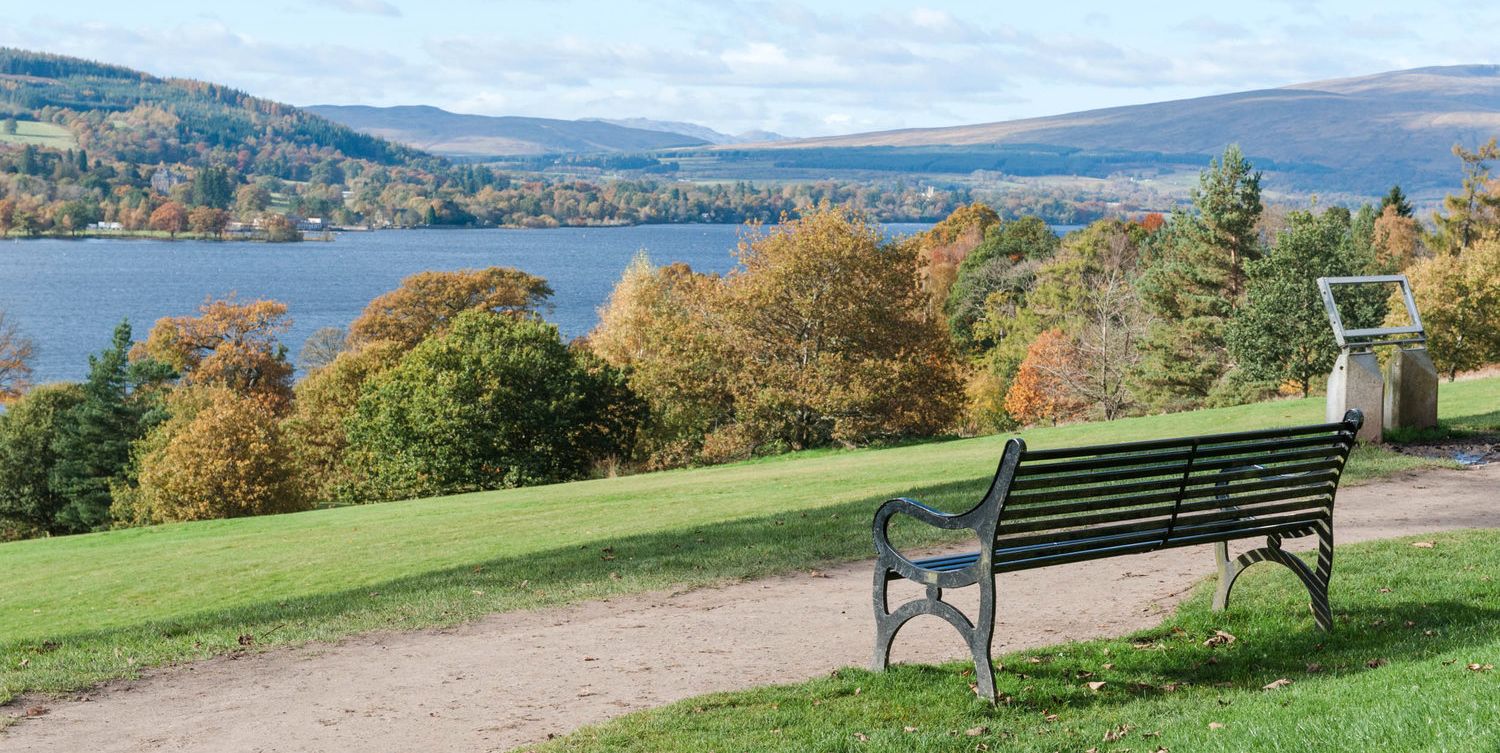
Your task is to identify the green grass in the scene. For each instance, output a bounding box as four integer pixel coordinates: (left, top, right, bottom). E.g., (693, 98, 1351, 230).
(0, 121, 77, 148)
(1, 377, 1496, 704)
(532, 530, 1500, 753)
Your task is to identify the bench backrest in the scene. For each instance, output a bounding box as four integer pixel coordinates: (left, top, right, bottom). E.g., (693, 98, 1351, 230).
(981, 411, 1363, 572)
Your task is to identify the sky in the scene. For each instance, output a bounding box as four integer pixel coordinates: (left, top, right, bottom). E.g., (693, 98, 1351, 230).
(2, 1, 1498, 137)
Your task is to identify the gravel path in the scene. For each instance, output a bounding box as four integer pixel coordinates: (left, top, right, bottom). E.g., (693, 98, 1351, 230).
(4, 463, 1496, 753)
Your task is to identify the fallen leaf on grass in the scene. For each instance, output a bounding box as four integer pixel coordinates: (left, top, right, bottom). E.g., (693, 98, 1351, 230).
(1306, 663, 1323, 674)
(1367, 658, 1389, 669)
(1263, 678, 1293, 690)
(853, 732, 868, 742)
(965, 726, 988, 737)
(1378, 587, 1392, 593)
(1087, 681, 1107, 692)
(1468, 663, 1495, 672)
(1209, 722, 1225, 730)
(903, 726, 917, 733)
(1203, 630, 1237, 648)
(1103, 723, 1133, 741)
(1411, 541, 1435, 548)
(237, 634, 254, 647)
(1102, 662, 1114, 670)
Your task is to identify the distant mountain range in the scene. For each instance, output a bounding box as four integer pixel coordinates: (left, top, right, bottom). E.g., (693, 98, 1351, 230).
(720, 65, 1500, 197)
(306, 105, 785, 158)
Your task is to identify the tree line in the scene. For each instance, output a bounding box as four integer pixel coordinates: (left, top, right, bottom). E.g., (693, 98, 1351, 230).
(2, 144, 1498, 540)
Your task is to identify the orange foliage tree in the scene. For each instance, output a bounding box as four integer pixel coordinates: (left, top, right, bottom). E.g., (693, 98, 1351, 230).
(137, 297, 295, 412)
(907, 203, 1001, 321)
(347, 267, 553, 350)
(149, 201, 188, 238)
(1004, 329, 1084, 426)
(0, 310, 34, 403)
(126, 386, 309, 524)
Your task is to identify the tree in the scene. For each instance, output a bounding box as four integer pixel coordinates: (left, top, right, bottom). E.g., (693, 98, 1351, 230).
(1381, 184, 1414, 218)
(590, 254, 733, 468)
(187, 206, 229, 238)
(50, 321, 173, 532)
(0, 197, 15, 238)
(1433, 139, 1500, 254)
(55, 200, 100, 235)
(1371, 204, 1422, 272)
(908, 203, 1001, 321)
(1226, 209, 1382, 397)
(298, 326, 347, 373)
(1395, 238, 1500, 380)
(1003, 329, 1083, 425)
(129, 386, 309, 524)
(282, 340, 405, 504)
(0, 310, 35, 403)
(149, 201, 188, 238)
(346, 312, 642, 501)
(943, 216, 1060, 353)
(235, 184, 271, 217)
(1, 117, 15, 135)
(261, 213, 302, 242)
(189, 165, 234, 209)
(138, 297, 295, 412)
(347, 267, 553, 350)
(1134, 146, 1264, 407)
(715, 208, 964, 452)
(0, 383, 85, 537)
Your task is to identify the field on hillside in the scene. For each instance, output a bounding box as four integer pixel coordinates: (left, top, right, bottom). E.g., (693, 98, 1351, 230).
(1, 377, 1496, 703)
(0, 120, 76, 148)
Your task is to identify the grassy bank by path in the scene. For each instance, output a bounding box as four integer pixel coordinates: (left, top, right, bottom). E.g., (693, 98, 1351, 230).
(1, 377, 1496, 704)
(532, 530, 1500, 753)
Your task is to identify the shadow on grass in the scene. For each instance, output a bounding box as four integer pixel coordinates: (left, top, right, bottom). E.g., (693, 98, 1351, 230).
(1, 475, 992, 701)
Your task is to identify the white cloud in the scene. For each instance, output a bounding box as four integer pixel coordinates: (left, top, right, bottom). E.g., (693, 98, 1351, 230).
(309, 0, 402, 17)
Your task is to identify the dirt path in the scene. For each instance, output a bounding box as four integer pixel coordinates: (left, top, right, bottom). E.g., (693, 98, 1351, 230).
(4, 464, 1497, 753)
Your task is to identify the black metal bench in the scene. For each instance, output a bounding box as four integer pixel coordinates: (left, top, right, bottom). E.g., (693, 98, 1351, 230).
(872, 410, 1363, 700)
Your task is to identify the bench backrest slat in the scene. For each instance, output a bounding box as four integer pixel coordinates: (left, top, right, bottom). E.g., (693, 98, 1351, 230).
(985, 414, 1359, 566)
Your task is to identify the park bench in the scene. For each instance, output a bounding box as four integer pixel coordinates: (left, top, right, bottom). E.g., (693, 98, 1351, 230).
(872, 410, 1364, 700)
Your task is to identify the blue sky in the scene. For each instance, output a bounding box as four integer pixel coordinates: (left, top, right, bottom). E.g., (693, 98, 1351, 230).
(2, 1, 1496, 136)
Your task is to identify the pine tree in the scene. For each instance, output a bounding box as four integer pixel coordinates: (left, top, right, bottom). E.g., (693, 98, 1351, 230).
(1433, 139, 1500, 254)
(50, 321, 173, 532)
(1134, 146, 1264, 408)
(1381, 184, 1413, 218)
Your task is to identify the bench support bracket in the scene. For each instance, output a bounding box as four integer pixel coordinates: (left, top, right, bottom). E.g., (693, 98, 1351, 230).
(1213, 523, 1334, 631)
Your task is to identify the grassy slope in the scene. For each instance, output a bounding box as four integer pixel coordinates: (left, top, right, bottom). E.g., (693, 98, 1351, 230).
(1, 377, 1495, 703)
(535, 530, 1500, 753)
(0, 120, 76, 148)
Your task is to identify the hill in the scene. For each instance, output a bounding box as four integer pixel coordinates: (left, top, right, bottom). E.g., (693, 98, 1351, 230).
(307, 105, 712, 157)
(585, 117, 789, 145)
(712, 65, 1500, 198)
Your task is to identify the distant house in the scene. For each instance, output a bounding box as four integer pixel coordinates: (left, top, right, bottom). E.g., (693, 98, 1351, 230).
(87, 221, 124, 231)
(150, 166, 186, 195)
(295, 217, 325, 231)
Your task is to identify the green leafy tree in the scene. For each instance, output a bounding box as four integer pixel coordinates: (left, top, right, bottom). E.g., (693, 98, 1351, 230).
(0, 383, 85, 537)
(1226, 209, 1383, 397)
(346, 312, 642, 502)
(1135, 146, 1264, 407)
(49, 321, 173, 532)
(189, 165, 235, 209)
(944, 216, 1060, 352)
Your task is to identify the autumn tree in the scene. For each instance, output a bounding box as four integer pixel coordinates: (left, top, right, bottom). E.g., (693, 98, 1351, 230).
(347, 267, 553, 350)
(50, 321, 173, 532)
(149, 201, 188, 238)
(235, 184, 271, 217)
(1003, 329, 1082, 426)
(138, 297, 295, 412)
(346, 312, 641, 501)
(1371, 204, 1423, 271)
(714, 208, 963, 453)
(943, 216, 1059, 353)
(188, 205, 229, 238)
(128, 386, 309, 524)
(1135, 146, 1264, 408)
(1395, 238, 1500, 380)
(1432, 139, 1500, 255)
(0, 197, 15, 238)
(907, 203, 1000, 321)
(590, 253, 733, 468)
(0, 310, 35, 403)
(281, 340, 405, 504)
(0, 383, 85, 537)
(1226, 209, 1382, 397)
(262, 213, 302, 242)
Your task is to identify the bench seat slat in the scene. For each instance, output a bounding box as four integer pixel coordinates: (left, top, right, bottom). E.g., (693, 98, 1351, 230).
(1018, 420, 1350, 461)
(993, 498, 1330, 551)
(1015, 433, 1350, 477)
(994, 484, 1335, 535)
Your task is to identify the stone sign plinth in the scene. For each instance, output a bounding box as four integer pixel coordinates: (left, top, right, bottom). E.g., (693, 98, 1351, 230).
(1326, 350, 1384, 442)
(1385, 347, 1439, 433)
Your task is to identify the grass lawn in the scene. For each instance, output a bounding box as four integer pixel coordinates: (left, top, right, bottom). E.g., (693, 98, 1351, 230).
(1, 377, 1496, 704)
(531, 529, 1500, 753)
(0, 121, 77, 149)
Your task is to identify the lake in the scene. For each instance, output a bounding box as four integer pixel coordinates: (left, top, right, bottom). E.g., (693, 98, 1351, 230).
(0, 224, 934, 383)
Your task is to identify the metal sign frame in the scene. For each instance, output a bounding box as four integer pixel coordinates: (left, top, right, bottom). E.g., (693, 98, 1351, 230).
(1316, 274, 1425, 350)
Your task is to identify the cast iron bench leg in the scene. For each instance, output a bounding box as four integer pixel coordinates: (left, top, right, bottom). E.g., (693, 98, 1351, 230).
(872, 568, 999, 702)
(1213, 522, 1334, 631)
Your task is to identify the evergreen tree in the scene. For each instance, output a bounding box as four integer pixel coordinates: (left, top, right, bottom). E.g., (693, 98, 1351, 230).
(1433, 139, 1500, 254)
(50, 321, 173, 532)
(1134, 146, 1264, 407)
(1381, 184, 1414, 218)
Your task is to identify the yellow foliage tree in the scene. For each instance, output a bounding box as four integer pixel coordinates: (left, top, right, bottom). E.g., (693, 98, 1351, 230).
(281, 340, 406, 503)
(128, 386, 309, 524)
(347, 267, 553, 350)
(1393, 239, 1500, 380)
(137, 297, 295, 412)
(1004, 329, 1086, 426)
(907, 203, 1000, 322)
